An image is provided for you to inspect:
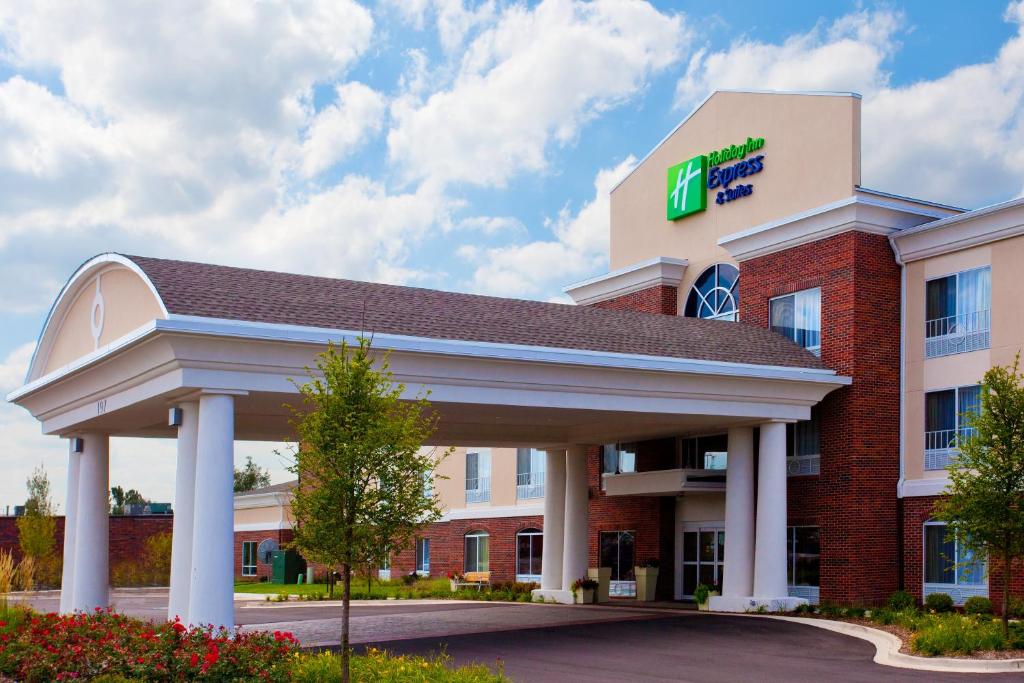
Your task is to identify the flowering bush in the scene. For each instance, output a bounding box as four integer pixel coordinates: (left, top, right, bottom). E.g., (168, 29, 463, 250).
(0, 607, 297, 682)
(292, 648, 507, 682)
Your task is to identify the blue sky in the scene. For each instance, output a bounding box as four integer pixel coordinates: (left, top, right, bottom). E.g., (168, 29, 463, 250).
(1, 0, 1023, 509)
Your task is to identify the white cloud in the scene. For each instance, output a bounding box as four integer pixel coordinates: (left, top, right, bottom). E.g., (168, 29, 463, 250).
(299, 82, 387, 178)
(388, 0, 686, 188)
(673, 3, 1024, 207)
(461, 155, 635, 297)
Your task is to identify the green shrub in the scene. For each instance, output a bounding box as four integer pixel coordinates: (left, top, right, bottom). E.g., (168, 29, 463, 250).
(911, 614, 1004, 656)
(886, 590, 916, 612)
(924, 592, 954, 613)
(1008, 598, 1024, 618)
(963, 596, 993, 616)
(693, 584, 710, 605)
(1007, 623, 1024, 649)
(846, 606, 866, 618)
(291, 649, 507, 682)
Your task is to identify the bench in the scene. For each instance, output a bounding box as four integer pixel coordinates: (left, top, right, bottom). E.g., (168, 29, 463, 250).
(453, 571, 491, 590)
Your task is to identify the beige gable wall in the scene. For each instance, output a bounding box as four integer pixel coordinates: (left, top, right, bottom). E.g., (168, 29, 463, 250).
(610, 91, 861, 310)
(42, 265, 165, 375)
(431, 446, 536, 512)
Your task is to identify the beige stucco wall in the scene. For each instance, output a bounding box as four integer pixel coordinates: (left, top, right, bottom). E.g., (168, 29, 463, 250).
(235, 504, 293, 527)
(43, 265, 165, 375)
(903, 235, 1024, 480)
(610, 91, 861, 311)
(430, 446, 534, 512)
(678, 493, 725, 523)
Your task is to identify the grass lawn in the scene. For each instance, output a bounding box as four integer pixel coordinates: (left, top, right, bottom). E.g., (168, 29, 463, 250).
(234, 577, 453, 599)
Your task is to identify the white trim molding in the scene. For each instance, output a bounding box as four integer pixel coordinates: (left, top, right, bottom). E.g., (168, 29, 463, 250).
(718, 195, 954, 262)
(234, 521, 292, 532)
(440, 503, 544, 521)
(901, 477, 949, 498)
(891, 196, 1024, 262)
(564, 257, 687, 306)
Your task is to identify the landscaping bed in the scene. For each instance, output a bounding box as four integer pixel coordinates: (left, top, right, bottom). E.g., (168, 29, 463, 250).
(236, 578, 538, 603)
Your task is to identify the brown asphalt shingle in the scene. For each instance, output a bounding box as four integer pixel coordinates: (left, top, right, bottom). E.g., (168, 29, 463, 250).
(234, 480, 297, 498)
(125, 254, 828, 371)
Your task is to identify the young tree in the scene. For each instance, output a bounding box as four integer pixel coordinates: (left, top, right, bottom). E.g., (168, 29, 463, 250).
(234, 455, 272, 493)
(935, 356, 1024, 636)
(17, 465, 57, 589)
(286, 338, 447, 683)
(110, 485, 148, 515)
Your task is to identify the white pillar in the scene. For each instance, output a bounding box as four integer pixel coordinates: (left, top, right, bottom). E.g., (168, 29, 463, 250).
(168, 402, 199, 622)
(721, 427, 755, 598)
(187, 393, 235, 629)
(59, 440, 82, 614)
(539, 449, 566, 591)
(72, 433, 109, 612)
(753, 421, 789, 599)
(561, 446, 589, 596)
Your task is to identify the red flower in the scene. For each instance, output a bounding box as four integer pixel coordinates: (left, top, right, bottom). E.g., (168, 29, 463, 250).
(190, 653, 199, 667)
(172, 622, 186, 634)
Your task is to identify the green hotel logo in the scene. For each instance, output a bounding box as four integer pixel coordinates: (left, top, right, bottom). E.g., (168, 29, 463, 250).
(666, 154, 707, 221)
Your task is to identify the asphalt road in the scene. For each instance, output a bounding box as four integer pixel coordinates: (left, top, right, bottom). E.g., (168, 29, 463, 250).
(360, 614, 1024, 683)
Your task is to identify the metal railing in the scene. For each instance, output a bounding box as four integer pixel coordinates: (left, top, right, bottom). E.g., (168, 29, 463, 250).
(516, 471, 545, 499)
(787, 454, 820, 476)
(924, 427, 976, 470)
(465, 477, 491, 503)
(925, 310, 990, 358)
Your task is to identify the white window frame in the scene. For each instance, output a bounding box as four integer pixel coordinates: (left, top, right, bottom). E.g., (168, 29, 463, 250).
(787, 406, 821, 476)
(786, 526, 820, 604)
(465, 449, 492, 504)
(415, 538, 430, 575)
(769, 287, 822, 356)
(516, 448, 546, 500)
(241, 540, 257, 577)
(685, 263, 740, 322)
(925, 266, 991, 358)
(924, 384, 980, 471)
(464, 530, 489, 573)
(923, 521, 987, 605)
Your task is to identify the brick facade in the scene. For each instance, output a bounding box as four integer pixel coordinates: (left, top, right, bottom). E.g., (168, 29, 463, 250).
(741, 231, 903, 605)
(235, 528, 294, 580)
(0, 514, 173, 581)
(590, 284, 678, 315)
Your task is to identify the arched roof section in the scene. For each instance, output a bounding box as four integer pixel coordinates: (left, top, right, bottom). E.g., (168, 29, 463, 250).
(28, 253, 168, 383)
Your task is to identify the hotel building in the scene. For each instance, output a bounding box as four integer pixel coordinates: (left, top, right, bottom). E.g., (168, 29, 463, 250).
(11, 91, 1024, 626)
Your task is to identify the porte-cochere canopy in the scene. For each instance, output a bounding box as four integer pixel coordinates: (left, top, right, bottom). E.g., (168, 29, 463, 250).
(6, 253, 850, 626)
(11, 253, 846, 446)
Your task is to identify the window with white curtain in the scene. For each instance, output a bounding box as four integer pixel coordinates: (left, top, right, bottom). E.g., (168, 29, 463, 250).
(464, 531, 489, 572)
(924, 522, 985, 586)
(465, 449, 492, 503)
(924, 385, 981, 470)
(516, 448, 545, 499)
(415, 538, 430, 574)
(925, 266, 991, 358)
(786, 405, 821, 476)
(770, 288, 821, 356)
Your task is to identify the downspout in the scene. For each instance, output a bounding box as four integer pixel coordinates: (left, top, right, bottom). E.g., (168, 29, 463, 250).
(889, 233, 907, 591)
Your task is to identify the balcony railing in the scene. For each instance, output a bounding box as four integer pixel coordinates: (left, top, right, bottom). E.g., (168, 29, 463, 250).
(924, 427, 976, 470)
(516, 471, 545, 499)
(925, 310, 990, 358)
(787, 454, 820, 476)
(465, 477, 491, 504)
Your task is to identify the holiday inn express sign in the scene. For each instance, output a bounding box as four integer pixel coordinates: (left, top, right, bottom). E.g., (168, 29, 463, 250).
(667, 136, 766, 221)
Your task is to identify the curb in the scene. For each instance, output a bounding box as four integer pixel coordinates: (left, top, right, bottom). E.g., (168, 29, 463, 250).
(762, 614, 1024, 674)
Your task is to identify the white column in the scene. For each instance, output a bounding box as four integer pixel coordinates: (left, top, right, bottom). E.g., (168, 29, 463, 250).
(168, 402, 199, 622)
(187, 393, 235, 629)
(72, 433, 109, 612)
(59, 440, 82, 614)
(539, 449, 566, 591)
(561, 445, 589, 596)
(721, 427, 755, 598)
(753, 421, 789, 599)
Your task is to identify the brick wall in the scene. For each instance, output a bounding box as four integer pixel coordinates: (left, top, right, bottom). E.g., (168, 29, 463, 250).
(0, 514, 173, 580)
(591, 284, 678, 315)
(234, 528, 294, 580)
(741, 231, 903, 606)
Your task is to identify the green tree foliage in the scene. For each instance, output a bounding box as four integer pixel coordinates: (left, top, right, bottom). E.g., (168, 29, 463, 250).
(286, 338, 447, 683)
(109, 486, 148, 515)
(234, 456, 272, 493)
(935, 355, 1024, 636)
(16, 466, 57, 589)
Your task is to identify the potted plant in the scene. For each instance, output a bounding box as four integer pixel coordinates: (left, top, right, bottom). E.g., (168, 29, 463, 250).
(571, 577, 598, 604)
(634, 559, 660, 602)
(694, 583, 712, 610)
(447, 571, 462, 592)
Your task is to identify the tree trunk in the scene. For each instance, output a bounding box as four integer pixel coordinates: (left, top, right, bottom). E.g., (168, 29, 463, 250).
(1003, 542, 1011, 638)
(341, 562, 351, 683)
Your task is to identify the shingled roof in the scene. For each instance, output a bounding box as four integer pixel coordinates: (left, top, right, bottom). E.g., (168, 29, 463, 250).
(126, 255, 828, 371)
(234, 479, 297, 498)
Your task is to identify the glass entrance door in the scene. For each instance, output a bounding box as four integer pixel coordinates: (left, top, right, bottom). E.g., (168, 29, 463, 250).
(681, 527, 724, 598)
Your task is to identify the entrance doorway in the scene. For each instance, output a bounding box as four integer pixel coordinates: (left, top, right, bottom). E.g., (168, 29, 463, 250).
(681, 526, 724, 598)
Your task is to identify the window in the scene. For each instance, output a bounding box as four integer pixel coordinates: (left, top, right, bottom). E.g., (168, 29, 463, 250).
(770, 288, 821, 356)
(464, 531, 489, 573)
(516, 448, 546, 499)
(685, 263, 740, 321)
(516, 528, 543, 582)
(423, 470, 433, 499)
(681, 527, 724, 597)
(601, 443, 636, 475)
(925, 385, 981, 470)
(924, 522, 986, 601)
(787, 405, 821, 476)
(242, 541, 257, 577)
(787, 526, 820, 587)
(926, 267, 991, 358)
(415, 538, 430, 575)
(680, 434, 728, 470)
(465, 449, 491, 504)
(599, 530, 635, 596)
(378, 554, 391, 580)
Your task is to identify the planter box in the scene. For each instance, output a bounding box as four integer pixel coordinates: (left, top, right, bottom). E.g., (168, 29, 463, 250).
(697, 590, 719, 611)
(634, 567, 659, 602)
(575, 587, 596, 604)
(588, 567, 611, 603)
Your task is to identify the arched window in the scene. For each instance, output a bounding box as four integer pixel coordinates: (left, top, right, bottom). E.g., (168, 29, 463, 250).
(464, 530, 490, 573)
(516, 528, 543, 582)
(685, 263, 739, 321)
